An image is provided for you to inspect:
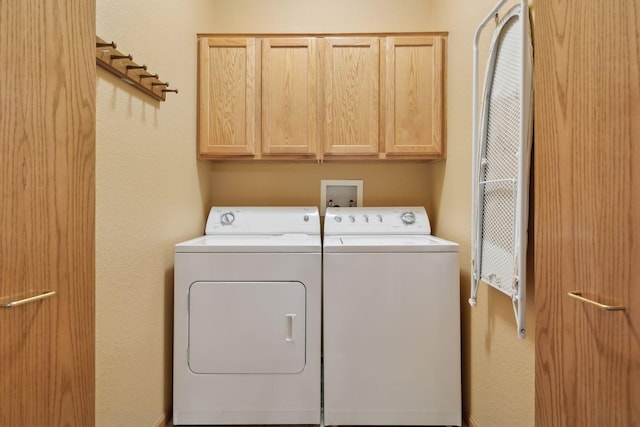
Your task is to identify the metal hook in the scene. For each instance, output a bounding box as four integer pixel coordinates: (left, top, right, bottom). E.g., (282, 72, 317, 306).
(96, 41, 117, 49)
(162, 89, 179, 94)
(139, 73, 159, 80)
(151, 82, 169, 87)
(110, 53, 132, 60)
(126, 64, 147, 71)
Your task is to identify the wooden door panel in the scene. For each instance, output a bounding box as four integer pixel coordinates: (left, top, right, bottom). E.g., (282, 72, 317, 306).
(261, 38, 317, 156)
(0, 0, 95, 425)
(384, 36, 445, 156)
(534, 0, 640, 425)
(322, 37, 380, 155)
(199, 37, 257, 156)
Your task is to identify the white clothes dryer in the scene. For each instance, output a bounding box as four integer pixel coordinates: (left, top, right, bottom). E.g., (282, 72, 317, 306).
(173, 207, 321, 426)
(323, 207, 461, 427)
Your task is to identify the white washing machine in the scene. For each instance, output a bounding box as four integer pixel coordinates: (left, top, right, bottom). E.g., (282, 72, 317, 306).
(173, 207, 321, 426)
(323, 207, 461, 427)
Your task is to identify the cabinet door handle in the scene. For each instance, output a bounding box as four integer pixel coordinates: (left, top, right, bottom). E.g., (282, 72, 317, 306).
(1, 291, 56, 308)
(567, 291, 625, 311)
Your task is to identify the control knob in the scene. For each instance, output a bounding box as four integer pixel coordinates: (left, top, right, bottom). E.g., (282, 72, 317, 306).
(220, 212, 235, 225)
(401, 211, 416, 225)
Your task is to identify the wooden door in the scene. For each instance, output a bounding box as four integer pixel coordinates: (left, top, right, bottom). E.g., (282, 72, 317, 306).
(383, 36, 445, 157)
(198, 37, 258, 157)
(0, 0, 95, 425)
(261, 38, 318, 156)
(321, 37, 380, 156)
(534, 1, 640, 425)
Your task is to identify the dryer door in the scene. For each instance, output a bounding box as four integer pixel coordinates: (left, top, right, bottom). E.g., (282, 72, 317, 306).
(188, 281, 306, 374)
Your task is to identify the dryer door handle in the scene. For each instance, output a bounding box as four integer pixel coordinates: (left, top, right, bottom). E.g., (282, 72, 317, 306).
(285, 313, 296, 342)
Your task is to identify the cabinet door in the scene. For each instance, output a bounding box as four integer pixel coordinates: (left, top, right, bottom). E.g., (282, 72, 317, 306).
(198, 37, 257, 157)
(322, 37, 380, 156)
(262, 38, 318, 156)
(384, 36, 445, 157)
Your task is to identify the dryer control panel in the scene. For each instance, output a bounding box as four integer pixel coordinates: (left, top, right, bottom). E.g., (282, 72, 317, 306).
(324, 207, 431, 235)
(205, 206, 320, 235)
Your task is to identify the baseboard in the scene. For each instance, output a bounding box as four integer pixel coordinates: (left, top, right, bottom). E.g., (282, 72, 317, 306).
(468, 414, 480, 427)
(153, 410, 171, 427)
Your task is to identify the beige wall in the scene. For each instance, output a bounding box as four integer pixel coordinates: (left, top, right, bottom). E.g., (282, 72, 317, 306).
(430, 1, 535, 426)
(95, 1, 214, 425)
(209, 162, 431, 208)
(210, 0, 434, 33)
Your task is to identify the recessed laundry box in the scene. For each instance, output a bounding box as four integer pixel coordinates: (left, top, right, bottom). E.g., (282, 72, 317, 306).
(173, 207, 321, 426)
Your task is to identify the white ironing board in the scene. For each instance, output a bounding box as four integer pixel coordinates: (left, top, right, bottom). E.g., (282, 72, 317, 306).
(470, 0, 533, 339)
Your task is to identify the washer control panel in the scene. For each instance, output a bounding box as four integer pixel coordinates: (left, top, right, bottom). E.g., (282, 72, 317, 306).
(324, 207, 431, 235)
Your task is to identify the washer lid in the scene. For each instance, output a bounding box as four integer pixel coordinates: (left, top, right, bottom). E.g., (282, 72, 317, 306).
(176, 234, 321, 253)
(323, 234, 458, 253)
(324, 207, 431, 235)
(205, 206, 320, 235)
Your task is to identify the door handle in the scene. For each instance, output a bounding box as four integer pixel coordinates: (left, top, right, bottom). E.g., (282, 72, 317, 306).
(567, 291, 625, 311)
(1, 291, 56, 308)
(285, 313, 296, 342)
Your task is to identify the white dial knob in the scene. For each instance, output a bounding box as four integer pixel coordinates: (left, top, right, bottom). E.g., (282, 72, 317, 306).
(349, 215, 355, 223)
(401, 211, 416, 225)
(220, 212, 235, 225)
(334, 216, 342, 223)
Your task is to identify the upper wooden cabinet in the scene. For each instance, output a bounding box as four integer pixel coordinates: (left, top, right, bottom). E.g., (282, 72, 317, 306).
(197, 33, 447, 161)
(321, 37, 380, 156)
(198, 37, 258, 156)
(262, 38, 318, 156)
(384, 36, 445, 157)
